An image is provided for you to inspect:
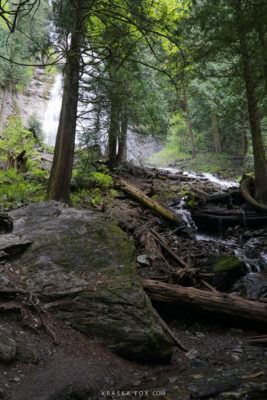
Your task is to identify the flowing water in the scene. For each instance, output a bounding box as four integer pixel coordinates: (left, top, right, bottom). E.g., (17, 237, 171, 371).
(164, 168, 267, 272)
(41, 75, 62, 146)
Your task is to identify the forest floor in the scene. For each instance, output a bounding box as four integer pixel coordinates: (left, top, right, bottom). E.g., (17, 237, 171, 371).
(1, 165, 267, 400)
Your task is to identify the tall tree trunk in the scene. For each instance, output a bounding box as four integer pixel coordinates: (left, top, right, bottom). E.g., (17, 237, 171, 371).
(256, 23, 267, 94)
(116, 106, 128, 165)
(210, 111, 222, 154)
(47, 0, 86, 203)
(184, 88, 196, 158)
(108, 98, 120, 168)
(237, 3, 267, 202)
(240, 113, 248, 168)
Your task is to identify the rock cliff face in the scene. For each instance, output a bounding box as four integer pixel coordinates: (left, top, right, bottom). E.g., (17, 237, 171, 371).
(0, 68, 52, 132)
(6, 201, 172, 363)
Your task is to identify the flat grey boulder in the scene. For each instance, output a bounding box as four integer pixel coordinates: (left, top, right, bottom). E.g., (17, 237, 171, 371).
(9, 201, 172, 363)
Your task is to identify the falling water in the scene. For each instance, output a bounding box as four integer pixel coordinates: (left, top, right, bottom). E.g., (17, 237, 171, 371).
(42, 75, 63, 146)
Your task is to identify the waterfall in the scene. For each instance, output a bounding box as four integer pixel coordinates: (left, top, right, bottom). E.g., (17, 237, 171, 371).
(42, 75, 62, 146)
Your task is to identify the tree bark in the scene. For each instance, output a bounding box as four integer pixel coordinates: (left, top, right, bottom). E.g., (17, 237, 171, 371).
(47, 0, 86, 203)
(237, 2, 267, 203)
(108, 97, 120, 168)
(143, 279, 267, 324)
(210, 111, 222, 154)
(116, 105, 128, 165)
(184, 88, 196, 158)
(256, 23, 267, 94)
(240, 114, 248, 167)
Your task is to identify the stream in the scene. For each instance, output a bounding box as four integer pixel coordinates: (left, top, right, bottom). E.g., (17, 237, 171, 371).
(163, 168, 267, 274)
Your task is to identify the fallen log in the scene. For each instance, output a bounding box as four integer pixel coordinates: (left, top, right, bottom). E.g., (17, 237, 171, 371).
(143, 279, 267, 325)
(115, 178, 183, 225)
(248, 335, 267, 346)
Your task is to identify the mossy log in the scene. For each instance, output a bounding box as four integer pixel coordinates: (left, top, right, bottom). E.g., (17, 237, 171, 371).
(143, 279, 267, 324)
(115, 178, 183, 225)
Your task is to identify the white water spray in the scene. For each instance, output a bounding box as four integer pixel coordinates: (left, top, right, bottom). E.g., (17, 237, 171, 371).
(42, 75, 62, 146)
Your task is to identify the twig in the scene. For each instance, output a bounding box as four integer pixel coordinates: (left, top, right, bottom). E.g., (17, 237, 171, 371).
(200, 279, 217, 293)
(155, 310, 188, 352)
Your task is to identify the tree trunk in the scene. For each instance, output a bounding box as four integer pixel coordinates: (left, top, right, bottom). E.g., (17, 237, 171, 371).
(256, 23, 267, 94)
(237, 3, 267, 203)
(108, 98, 120, 168)
(240, 114, 248, 167)
(143, 279, 267, 325)
(47, 0, 86, 203)
(184, 88, 196, 158)
(210, 111, 222, 154)
(116, 106, 128, 165)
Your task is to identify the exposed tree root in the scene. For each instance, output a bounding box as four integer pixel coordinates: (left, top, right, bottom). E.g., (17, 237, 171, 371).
(0, 285, 58, 344)
(241, 180, 267, 212)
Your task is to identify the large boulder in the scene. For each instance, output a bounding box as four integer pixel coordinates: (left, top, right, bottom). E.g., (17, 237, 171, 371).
(7, 201, 172, 363)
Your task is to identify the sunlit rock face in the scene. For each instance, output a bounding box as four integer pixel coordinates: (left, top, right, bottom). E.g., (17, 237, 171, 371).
(0, 68, 50, 132)
(7, 201, 172, 363)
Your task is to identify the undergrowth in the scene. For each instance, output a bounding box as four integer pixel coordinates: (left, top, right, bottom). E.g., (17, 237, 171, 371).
(0, 116, 48, 211)
(71, 155, 118, 209)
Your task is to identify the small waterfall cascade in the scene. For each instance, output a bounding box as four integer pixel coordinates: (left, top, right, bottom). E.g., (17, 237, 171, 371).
(172, 198, 197, 229)
(42, 75, 63, 146)
(160, 169, 239, 189)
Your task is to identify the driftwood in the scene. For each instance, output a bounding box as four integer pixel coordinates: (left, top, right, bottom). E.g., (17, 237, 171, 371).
(241, 180, 267, 212)
(143, 279, 267, 324)
(115, 178, 183, 225)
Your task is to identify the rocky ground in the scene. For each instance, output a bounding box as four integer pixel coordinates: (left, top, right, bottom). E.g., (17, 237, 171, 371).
(0, 166, 267, 400)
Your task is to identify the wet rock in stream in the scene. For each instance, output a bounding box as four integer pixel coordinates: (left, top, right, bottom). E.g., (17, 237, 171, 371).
(233, 272, 267, 300)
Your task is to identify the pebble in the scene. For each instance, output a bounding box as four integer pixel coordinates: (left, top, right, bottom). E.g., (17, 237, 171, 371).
(185, 348, 199, 360)
(137, 254, 150, 266)
(231, 348, 243, 354)
(222, 392, 243, 400)
(195, 332, 205, 338)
